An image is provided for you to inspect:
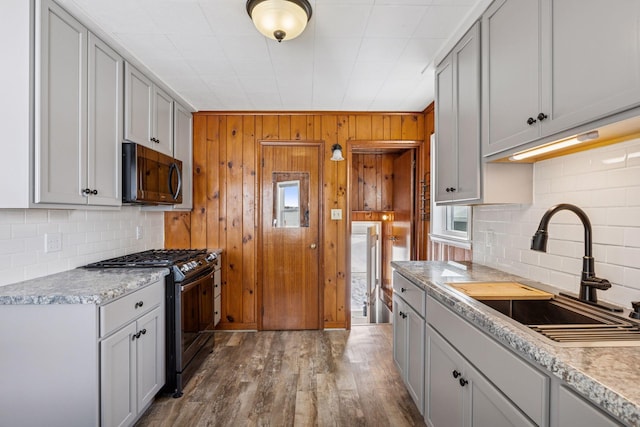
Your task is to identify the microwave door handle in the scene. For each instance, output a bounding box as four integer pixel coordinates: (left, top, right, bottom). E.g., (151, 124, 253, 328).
(169, 162, 182, 200)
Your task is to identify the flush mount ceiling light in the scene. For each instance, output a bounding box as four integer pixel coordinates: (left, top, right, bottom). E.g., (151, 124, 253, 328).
(330, 144, 345, 161)
(246, 0, 312, 43)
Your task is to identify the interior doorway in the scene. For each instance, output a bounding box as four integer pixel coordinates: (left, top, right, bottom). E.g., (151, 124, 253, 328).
(351, 221, 382, 325)
(347, 142, 422, 328)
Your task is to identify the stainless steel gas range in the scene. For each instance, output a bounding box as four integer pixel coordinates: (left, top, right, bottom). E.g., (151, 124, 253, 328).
(86, 249, 222, 397)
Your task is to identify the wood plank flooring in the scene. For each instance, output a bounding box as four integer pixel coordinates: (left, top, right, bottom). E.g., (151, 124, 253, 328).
(135, 324, 425, 427)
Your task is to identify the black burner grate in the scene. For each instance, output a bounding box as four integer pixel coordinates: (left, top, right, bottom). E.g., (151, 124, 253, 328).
(85, 249, 206, 268)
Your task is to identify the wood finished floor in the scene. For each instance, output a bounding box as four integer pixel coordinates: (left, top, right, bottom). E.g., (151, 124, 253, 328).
(135, 324, 425, 427)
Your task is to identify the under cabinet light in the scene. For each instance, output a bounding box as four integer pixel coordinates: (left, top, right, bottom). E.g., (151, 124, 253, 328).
(510, 131, 600, 161)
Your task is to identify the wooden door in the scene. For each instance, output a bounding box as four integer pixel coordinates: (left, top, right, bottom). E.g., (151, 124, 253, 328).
(261, 143, 322, 330)
(391, 150, 414, 261)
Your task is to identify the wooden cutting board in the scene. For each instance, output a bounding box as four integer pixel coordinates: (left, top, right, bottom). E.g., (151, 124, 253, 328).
(448, 282, 553, 300)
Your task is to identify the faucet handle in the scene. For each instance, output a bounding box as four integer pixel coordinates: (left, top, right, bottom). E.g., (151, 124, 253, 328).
(631, 301, 640, 320)
(582, 276, 611, 290)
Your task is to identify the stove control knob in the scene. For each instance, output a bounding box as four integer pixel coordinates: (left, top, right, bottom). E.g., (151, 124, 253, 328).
(180, 264, 189, 272)
(190, 261, 197, 268)
(206, 253, 217, 262)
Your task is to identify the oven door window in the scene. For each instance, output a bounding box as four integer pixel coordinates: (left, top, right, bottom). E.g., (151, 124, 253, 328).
(180, 272, 214, 368)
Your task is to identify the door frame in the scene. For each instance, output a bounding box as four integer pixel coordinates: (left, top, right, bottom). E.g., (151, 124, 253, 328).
(257, 140, 325, 331)
(346, 140, 424, 329)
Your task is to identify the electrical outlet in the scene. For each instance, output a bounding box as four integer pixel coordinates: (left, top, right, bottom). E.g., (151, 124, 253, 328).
(331, 209, 342, 220)
(44, 233, 62, 253)
(136, 226, 143, 240)
(486, 229, 495, 248)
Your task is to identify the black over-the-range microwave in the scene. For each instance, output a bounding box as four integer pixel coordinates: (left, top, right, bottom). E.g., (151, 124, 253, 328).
(122, 142, 182, 205)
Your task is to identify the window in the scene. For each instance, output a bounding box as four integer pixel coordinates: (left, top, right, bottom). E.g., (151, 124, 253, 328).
(430, 204, 472, 247)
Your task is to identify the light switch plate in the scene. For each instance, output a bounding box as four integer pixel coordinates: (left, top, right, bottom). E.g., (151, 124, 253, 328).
(331, 209, 342, 220)
(136, 226, 143, 240)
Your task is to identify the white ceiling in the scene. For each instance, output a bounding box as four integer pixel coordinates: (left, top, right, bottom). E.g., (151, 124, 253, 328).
(57, 0, 479, 112)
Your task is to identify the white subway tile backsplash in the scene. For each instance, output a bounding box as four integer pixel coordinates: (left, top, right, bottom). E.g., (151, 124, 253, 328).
(0, 206, 164, 287)
(625, 228, 640, 248)
(0, 225, 10, 240)
(474, 137, 640, 308)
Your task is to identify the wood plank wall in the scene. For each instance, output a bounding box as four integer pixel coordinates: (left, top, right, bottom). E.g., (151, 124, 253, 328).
(350, 153, 395, 211)
(165, 110, 433, 330)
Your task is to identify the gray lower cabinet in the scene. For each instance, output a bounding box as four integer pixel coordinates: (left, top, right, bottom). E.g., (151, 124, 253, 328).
(100, 280, 165, 427)
(426, 325, 536, 427)
(0, 279, 164, 427)
(392, 272, 426, 414)
(426, 295, 549, 426)
(556, 385, 621, 427)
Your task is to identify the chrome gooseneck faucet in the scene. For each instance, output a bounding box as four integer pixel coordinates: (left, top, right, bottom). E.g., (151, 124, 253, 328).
(531, 203, 611, 304)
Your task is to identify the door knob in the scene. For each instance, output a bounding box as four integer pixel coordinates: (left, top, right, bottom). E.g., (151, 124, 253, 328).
(309, 243, 317, 249)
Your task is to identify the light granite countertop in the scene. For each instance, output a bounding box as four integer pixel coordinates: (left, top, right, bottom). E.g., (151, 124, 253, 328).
(392, 260, 640, 427)
(0, 267, 169, 305)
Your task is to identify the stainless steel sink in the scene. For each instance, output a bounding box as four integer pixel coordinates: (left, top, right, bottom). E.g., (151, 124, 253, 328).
(473, 293, 640, 347)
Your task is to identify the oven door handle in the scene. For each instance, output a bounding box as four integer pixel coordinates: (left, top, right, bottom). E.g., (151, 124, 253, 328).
(180, 272, 213, 292)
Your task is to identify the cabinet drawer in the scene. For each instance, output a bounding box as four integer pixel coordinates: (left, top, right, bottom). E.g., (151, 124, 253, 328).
(427, 296, 549, 426)
(393, 272, 425, 317)
(100, 280, 164, 337)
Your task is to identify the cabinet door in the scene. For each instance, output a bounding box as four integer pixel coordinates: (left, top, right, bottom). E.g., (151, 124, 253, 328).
(425, 326, 465, 427)
(101, 322, 137, 427)
(482, 0, 542, 157)
(124, 63, 153, 147)
(452, 22, 480, 202)
(469, 364, 537, 427)
(35, 0, 87, 204)
(406, 305, 425, 414)
(392, 295, 407, 376)
(556, 385, 621, 427)
(540, 0, 640, 136)
(136, 305, 165, 412)
(87, 33, 122, 206)
(173, 103, 193, 209)
(434, 54, 456, 203)
(153, 86, 174, 156)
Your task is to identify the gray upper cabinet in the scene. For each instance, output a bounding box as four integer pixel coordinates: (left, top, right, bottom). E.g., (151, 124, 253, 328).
(540, 0, 640, 137)
(88, 34, 123, 207)
(481, 0, 542, 157)
(435, 20, 532, 206)
(173, 103, 193, 210)
(35, 0, 121, 207)
(154, 86, 174, 157)
(482, 0, 640, 158)
(125, 63, 174, 157)
(124, 63, 153, 150)
(35, 0, 87, 205)
(435, 23, 481, 204)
